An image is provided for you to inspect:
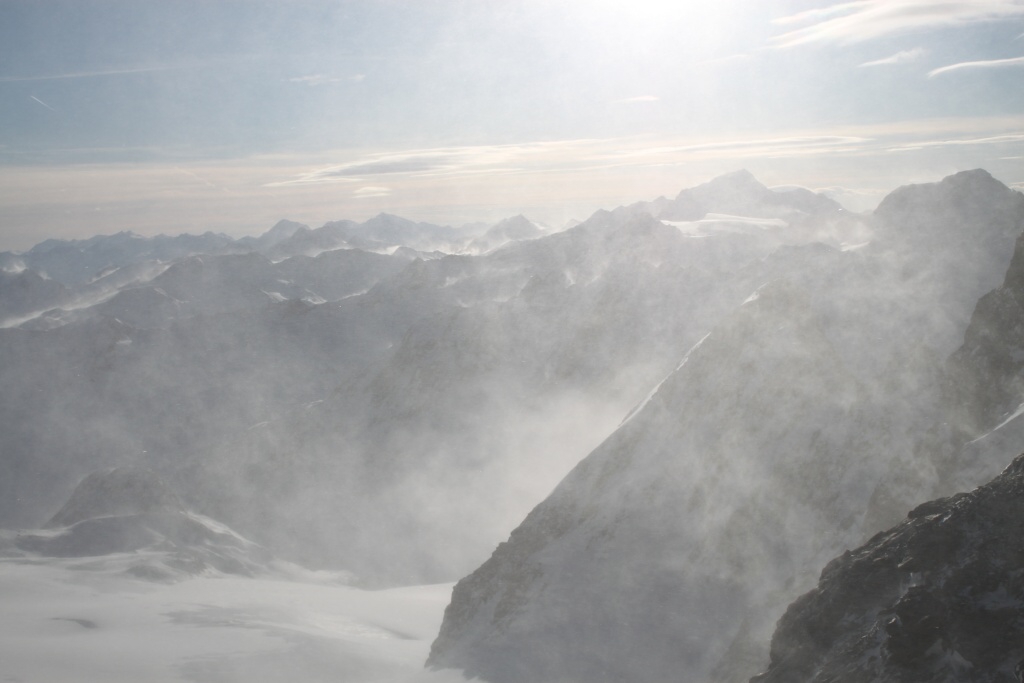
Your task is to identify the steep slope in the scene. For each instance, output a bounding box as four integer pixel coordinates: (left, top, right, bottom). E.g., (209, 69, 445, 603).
(752, 452, 1024, 683)
(428, 171, 1024, 682)
(429, 281, 874, 683)
(0, 268, 71, 324)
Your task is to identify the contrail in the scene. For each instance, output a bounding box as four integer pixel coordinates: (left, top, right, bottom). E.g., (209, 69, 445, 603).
(1, 65, 181, 83)
(29, 95, 57, 112)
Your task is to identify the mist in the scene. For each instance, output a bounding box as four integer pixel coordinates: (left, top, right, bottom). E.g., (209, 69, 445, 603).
(4, 0, 1024, 679)
(4, 166, 1024, 682)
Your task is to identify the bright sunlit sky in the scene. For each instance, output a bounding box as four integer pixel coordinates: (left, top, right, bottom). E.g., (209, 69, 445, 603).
(2, 0, 1024, 250)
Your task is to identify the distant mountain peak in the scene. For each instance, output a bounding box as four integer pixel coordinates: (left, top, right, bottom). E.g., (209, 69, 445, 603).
(711, 168, 760, 185)
(44, 467, 184, 528)
(873, 169, 1024, 245)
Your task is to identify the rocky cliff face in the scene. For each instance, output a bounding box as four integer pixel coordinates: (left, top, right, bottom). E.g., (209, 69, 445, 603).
(938, 226, 1024, 492)
(753, 452, 1024, 683)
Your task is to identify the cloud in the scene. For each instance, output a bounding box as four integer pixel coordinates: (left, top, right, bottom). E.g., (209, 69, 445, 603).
(886, 133, 1024, 152)
(265, 141, 605, 187)
(859, 47, 926, 67)
(266, 136, 870, 190)
(613, 96, 660, 104)
(696, 53, 753, 67)
(288, 74, 364, 86)
(353, 186, 391, 198)
(300, 155, 456, 182)
(0, 65, 187, 82)
(29, 95, 57, 112)
(772, 0, 1024, 48)
(260, 117, 1024, 195)
(289, 74, 342, 86)
(614, 135, 872, 162)
(928, 55, 1024, 76)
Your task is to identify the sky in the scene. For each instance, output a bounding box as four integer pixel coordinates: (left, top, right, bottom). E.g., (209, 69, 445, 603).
(1, 0, 1024, 250)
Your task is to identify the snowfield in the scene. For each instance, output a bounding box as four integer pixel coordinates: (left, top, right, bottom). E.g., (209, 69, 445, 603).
(0, 552, 463, 683)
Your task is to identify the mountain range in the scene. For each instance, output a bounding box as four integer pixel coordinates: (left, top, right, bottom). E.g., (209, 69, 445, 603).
(4, 168, 1024, 681)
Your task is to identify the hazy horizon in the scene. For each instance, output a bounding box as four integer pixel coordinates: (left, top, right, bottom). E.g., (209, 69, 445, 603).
(2, 0, 1024, 251)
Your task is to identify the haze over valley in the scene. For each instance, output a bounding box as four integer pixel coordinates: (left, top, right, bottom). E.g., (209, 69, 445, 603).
(5, 1, 1024, 682)
(3, 167, 1024, 681)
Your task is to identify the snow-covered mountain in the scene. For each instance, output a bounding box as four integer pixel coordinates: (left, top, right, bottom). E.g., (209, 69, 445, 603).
(464, 215, 551, 254)
(0, 171, 855, 587)
(11, 230, 237, 287)
(10, 467, 271, 582)
(5, 168, 1024, 683)
(427, 170, 1024, 683)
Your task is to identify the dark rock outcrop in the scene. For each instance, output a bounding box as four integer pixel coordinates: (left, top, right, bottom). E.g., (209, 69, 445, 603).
(753, 452, 1024, 683)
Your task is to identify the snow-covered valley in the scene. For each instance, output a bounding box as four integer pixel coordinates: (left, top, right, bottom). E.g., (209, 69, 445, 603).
(0, 553, 458, 683)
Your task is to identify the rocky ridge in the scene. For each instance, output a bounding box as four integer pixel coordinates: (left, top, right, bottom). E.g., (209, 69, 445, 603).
(753, 451, 1024, 683)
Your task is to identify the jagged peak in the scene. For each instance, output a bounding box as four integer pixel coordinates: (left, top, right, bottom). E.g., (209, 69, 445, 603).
(265, 219, 307, 236)
(366, 212, 414, 224)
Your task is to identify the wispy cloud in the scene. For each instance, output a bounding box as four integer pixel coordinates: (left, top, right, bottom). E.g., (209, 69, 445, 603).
(265, 141, 604, 187)
(352, 186, 391, 198)
(289, 74, 341, 86)
(928, 55, 1024, 76)
(288, 74, 365, 86)
(696, 53, 752, 67)
(772, 0, 1024, 48)
(887, 132, 1024, 151)
(611, 135, 872, 162)
(859, 47, 926, 67)
(279, 154, 455, 183)
(0, 65, 186, 82)
(266, 134, 881, 190)
(29, 95, 57, 112)
(614, 96, 660, 104)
